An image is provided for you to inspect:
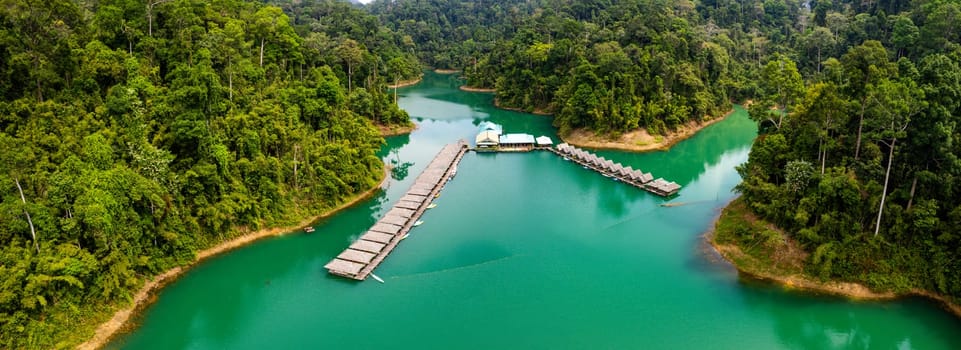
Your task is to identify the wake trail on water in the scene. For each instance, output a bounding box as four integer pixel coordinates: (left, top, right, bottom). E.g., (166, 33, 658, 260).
(659, 199, 717, 208)
(600, 207, 659, 232)
(599, 198, 719, 232)
(387, 254, 524, 280)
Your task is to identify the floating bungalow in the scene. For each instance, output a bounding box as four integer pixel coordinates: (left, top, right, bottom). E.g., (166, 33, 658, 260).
(472, 122, 553, 153)
(499, 133, 536, 151)
(535, 136, 554, 148)
(326, 141, 470, 280)
(550, 143, 681, 196)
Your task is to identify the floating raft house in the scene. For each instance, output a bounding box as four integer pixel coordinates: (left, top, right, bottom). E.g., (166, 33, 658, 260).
(551, 143, 680, 196)
(325, 140, 469, 280)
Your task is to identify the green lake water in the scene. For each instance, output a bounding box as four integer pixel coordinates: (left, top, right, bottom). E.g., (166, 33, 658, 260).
(109, 72, 961, 349)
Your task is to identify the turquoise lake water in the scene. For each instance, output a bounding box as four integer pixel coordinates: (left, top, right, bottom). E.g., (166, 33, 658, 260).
(109, 72, 961, 349)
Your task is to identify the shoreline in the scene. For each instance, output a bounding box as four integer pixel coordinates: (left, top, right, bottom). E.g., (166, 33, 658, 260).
(433, 68, 460, 74)
(387, 76, 423, 89)
(78, 169, 389, 350)
(707, 198, 961, 319)
(459, 85, 735, 153)
(563, 111, 731, 152)
(492, 98, 552, 115)
(459, 85, 496, 93)
(377, 122, 417, 136)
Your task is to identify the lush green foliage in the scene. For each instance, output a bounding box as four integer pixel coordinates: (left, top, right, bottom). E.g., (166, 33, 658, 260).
(736, 1, 961, 298)
(372, 0, 762, 136)
(0, 0, 409, 348)
(274, 0, 422, 124)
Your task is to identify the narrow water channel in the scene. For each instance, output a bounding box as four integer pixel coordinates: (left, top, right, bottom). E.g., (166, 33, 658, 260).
(109, 72, 961, 349)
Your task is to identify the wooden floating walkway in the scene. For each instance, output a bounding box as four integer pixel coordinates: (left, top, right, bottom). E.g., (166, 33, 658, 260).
(325, 140, 469, 281)
(550, 143, 681, 196)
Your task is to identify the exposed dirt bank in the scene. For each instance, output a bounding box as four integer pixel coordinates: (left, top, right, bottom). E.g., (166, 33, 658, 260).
(377, 123, 417, 136)
(562, 112, 730, 152)
(387, 76, 423, 89)
(459, 85, 496, 93)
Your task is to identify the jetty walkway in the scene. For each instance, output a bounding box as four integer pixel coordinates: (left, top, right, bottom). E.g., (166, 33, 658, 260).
(325, 140, 469, 280)
(550, 143, 681, 196)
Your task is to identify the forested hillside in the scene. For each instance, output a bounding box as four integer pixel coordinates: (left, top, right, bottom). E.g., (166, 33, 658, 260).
(374, 0, 961, 303)
(373, 0, 755, 135)
(4, 0, 961, 348)
(0, 0, 412, 347)
(733, 0, 961, 299)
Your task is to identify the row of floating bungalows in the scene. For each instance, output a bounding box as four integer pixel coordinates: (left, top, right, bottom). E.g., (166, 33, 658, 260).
(555, 143, 681, 196)
(324, 142, 467, 280)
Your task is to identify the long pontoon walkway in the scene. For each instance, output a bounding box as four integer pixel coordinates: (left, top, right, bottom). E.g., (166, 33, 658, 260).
(550, 143, 681, 196)
(325, 140, 469, 281)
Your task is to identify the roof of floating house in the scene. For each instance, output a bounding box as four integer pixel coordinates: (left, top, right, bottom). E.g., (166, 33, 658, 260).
(604, 160, 616, 170)
(370, 223, 402, 235)
(325, 259, 364, 275)
(641, 172, 654, 183)
(361, 231, 393, 244)
(380, 215, 408, 227)
(337, 249, 376, 264)
(478, 121, 503, 135)
(350, 240, 385, 253)
(475, 130, 500, 146)
(536, 136, 553, 146)
(611, 163, 624, 174)
(499, 133, 536, 144)
(386, 208, 417, 218)
(399, 194, 427, 203)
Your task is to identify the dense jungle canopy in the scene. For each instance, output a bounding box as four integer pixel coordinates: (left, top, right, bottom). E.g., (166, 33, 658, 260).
(2, 0, 961, 348)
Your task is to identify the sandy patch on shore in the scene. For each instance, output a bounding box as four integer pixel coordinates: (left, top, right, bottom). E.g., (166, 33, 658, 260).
(387, 76, 423, 89)
(459, 85, 496, 93)
(377, 123, 417, 136)
(562, 113, 730, 152)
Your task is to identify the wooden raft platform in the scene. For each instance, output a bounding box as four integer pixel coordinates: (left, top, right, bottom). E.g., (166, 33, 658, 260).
(325, 140, 469, 280)
(550, 143, 681, 196)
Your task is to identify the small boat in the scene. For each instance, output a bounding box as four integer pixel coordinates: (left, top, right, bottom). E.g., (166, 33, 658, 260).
(402, 233, 410, 239)
(612, 177, 620, 182)
(602, 173, 612, 178)
(427, 203, 437, 209)
(304, 227, 315, 233)
(370, 273, 385, 283)
(563, 157, 570, 161)
(582, 166, 589, 169)
(413, 220, 424, 226)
